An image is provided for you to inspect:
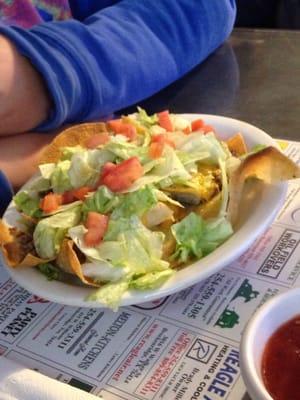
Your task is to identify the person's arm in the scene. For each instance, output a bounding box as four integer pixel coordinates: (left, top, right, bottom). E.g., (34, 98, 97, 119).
(0, 0, 236, 134)
(0, 35, 51, 135)
(0, 131, 58, 189)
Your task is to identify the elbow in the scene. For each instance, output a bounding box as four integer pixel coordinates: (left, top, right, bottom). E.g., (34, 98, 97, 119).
(219, 0, 237, 42)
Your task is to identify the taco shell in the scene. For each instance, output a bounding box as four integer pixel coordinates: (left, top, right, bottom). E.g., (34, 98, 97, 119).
(56, 239, 101, 287)
(226, 132, 248, 156)
(40, 122, 107, 164)
(227, 146, 300, 225)
(0, 219, 49, 268)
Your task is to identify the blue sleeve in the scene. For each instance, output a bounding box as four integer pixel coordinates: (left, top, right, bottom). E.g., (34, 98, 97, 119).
(0, 0, 236, 131)
(0, 171, 13, 216)
(69, 0, 121, 21)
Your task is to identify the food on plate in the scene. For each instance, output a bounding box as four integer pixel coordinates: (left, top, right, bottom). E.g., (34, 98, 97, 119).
(262, 315, 300, 400)
(228, 146, 300, 225)
(0, 109, 299, 309)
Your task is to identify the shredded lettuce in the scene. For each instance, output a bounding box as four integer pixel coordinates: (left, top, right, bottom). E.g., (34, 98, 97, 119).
(61, 145, 84, 160)
(171, 212, 233, 263)
(27, 175, 51, 193)
(13, 191, 42, 218)
(50, 160, 73, 193)
(105, 218, 169, 275)
(111, 185, 157, 219)
(128, 146, 191, 192)
(68, 149, 115, 188)
(86, 269, 174, 310)
(130, 269, 174, 290)
(37, 263, 61, 281)
(82, 261, 126, 282)
(86, 280, 129, 311)
(136, 107, 158, 127)
(177, 133, 228, 164)
(70, 216, 169, 276)
(39, 163, 56, 180)
(69, 225, 126, 265)
(82, 186, 119, 218)
(33, 205, 81, 259)
(170, 114, 190, 131)
(105, 137, 149, 163)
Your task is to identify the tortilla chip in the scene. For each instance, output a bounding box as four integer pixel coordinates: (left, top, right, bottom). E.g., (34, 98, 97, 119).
(56, 239, 100, 287)
(40, 122, 107, 164)
(227, 146, 300, 226)
(0, 219, 12, 244)
(195, 192, 222, 219)
(226, 132, 248, 156)
(0, 219, 48, 268)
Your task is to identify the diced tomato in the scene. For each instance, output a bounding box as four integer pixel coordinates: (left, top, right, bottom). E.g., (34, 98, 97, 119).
(72, 186, 92, 201)
(203, 124, 215, 134)
(101, 162, 117, 179)
(148, 133, 175, 159)
(107, 119, 137, 141)
(99, 157, 143, 192)
(40, 193, 62, 213)
(183, 125, 191, 134)
(191, 118, 205, 131)
(62, 186, 92, 204)
(118, 123, 137, 141)
(107, 119, 122, 133)
(157, 110, 173, 132)
(85, 132, 110, 149)
(84, 212, 109, 247)
(149, 141, 164, 159)
(62, 190, 75, 204)
(151, 134, 175, 148)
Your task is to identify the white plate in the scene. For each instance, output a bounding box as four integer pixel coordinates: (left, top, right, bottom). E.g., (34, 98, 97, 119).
(2, 114, 287, 307)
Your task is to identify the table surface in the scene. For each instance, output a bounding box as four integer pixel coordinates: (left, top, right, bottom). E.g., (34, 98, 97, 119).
(122, 28, 300, 142)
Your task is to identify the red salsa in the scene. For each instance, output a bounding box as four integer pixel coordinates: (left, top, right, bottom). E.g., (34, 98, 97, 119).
(262, 315, 300, 400)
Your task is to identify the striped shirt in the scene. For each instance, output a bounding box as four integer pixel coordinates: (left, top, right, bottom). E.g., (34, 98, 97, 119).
(0, 0, 71, 28)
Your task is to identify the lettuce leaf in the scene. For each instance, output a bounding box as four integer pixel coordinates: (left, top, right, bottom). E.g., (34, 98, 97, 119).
(111, 185, 157, 219)
(105, 137, 149, 163)
(177, 133, 229, 164)
(70, 216, 169, 277)
(171, 212, 233, 263)
(86, 280, 129, 311)
(69, 225, 126, 265)
(85, 267, 174, 311)
(37, 263, 61, 281)
(82, 186, 119, 218)
(33, 204, 81, 259)
(169, 114, 191, 131)
(61, 145, 84, 160)
(50, 160, 73, 193)
(130, 269, 174, 290)
(136, 107, 158, 127)
(128, 146, 191, 192)
(27, 175, 51, 193)
(39, 163, 56, 179)
(13, 191, 42, 218)
(68, 149, 115, 188)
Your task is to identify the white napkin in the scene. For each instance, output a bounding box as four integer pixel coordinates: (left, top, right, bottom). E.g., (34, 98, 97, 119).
(0, 357, 100, 400)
